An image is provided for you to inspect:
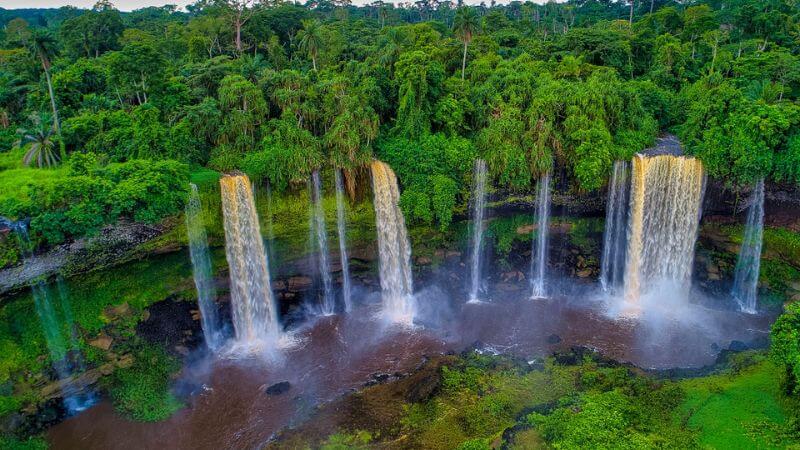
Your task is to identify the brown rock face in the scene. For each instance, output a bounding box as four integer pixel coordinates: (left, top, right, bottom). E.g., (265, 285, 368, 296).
(88, 335, 113, 351)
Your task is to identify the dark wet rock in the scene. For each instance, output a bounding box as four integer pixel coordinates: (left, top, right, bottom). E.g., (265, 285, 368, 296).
(265, 381, 291, 396)
(0, 220, 169, 295)
(546, 334, 562, 344)
(728, 340, 749, 352)
(136, 298, 204, 355)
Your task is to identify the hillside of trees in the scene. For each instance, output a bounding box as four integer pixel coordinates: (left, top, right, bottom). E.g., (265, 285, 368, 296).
(0, 0, 798, 249)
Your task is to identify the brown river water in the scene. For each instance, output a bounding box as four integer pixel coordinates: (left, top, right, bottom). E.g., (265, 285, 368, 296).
(48, 290, 773, 450)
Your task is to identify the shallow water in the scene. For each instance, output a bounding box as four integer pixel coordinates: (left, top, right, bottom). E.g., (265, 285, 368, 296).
(48, 288, 772, 450)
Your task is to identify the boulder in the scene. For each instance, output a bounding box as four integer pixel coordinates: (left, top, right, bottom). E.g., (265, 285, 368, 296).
(576, 269, 593, 278)
(88, 335, 113, 351)
(263, 381, 291, 396)
(546, 334, 562, 344)
(516, 224, 535, 235)
(416, 256, 432, 265)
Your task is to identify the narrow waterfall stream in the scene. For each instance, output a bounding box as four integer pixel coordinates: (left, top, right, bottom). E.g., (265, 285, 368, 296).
(732, 179, 765, 314)
(334, 169, 353, 312)
(468, 159, 488, 303)
(622, 155, 705, 312)
(186, 183, 221, 350)
(219, 174, 281, 348)
(600, 161, 630, 293)
(370, 160, 415, 324)
(530, 173, 551, 299)
(15, 226, 93, 412)
(309, 170, 335, 315)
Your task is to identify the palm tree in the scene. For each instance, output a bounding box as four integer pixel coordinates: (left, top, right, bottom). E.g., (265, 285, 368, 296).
(453, 7, 479, 81)
(16, 113, 60, 168)
(26, 30, 62, 138)
(297, 19, 323, 71)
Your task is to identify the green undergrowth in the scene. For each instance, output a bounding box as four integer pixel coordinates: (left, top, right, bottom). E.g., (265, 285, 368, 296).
(311, 349, 800, 450)
(0, 251, 196, 418)
(0, 435, 48, 450)
(676, 353, 799, 449)
(105, 341, 183, 422)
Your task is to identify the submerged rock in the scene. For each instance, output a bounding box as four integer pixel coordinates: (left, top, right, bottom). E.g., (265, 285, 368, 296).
(264, 381, 291, 396)
(547, 334, 562, 344)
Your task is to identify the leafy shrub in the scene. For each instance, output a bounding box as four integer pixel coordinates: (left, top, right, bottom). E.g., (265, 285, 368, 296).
(108, 343, 182, 421)
(771, 302, 800, 396)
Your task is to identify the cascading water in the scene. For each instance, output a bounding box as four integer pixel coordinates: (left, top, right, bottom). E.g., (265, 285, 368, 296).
(468, 159, 488, 303)
(530, 173, 551, 299)
(334, 169, 353, 312)
(600, 161, 630, 293)
(731, 179, 765, 314)
(622, 155, 705, 313)
(220, 174, 281, 348)
(186, 183, 222, 350)
(15, 226, 93, 412)
(370, 160, 415, 324)
(309, 171, 335, 315)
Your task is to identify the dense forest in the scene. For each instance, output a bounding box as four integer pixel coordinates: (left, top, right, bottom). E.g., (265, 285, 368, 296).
(1, 0, 798, 253)
(1, 1, 800, 449)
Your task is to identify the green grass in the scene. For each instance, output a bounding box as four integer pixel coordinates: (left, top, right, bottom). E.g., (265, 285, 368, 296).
(676, 358, 798, 449)
(0, 435, 48, 450)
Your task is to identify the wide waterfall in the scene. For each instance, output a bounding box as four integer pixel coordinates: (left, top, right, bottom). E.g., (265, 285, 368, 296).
(468, 159, 488, 303)
(334, 170, 353, 312)
(600, 161, 630, 293)
(732, 179, 765, 314)
(622, 155, 705, 312)
(186, 183, 222, 350)
(220, 174, 281, 347)
(370, 160, 415, 324)
(309, 171, 335, 315)
(15, 227, 93, 412)
(530, 173, 551, 299)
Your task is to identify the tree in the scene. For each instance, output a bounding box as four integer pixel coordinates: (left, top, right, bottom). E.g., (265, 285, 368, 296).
(453, 7, 479, 80)
(297, 19, 323, 71)
(16, 113, 60, 168)
(27, 30, 62, 138)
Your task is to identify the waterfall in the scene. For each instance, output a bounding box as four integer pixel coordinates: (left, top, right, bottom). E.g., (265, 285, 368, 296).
(309, 171, 335, 315)
(600, 161, 630, 293)
(186, 183, 222, 350)
(468, 159, 488, 303)
(370, 160, 415, 324)
(732, 179, 765, 314)
(220, 174, 281, 347)
(530, 173, 551, 299)
(334, 169, 353, 312)
(622, 155, 705, 311)
(15, 227, 93, 412)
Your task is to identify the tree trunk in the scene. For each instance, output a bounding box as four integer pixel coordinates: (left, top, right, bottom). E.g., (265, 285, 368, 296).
(235, 16, 243, 53)
(650, 0, 654, 14)
(41, 59, 60, 137)
(461, 40, 468, 80)
(629, 1, 634, 26)
(312, 55, 317, 71)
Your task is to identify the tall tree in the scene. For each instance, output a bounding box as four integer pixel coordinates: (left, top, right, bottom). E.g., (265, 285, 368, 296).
(297, 19, 323, 71)
(27, 30, 62, 138)
(453, 7, 479, 80)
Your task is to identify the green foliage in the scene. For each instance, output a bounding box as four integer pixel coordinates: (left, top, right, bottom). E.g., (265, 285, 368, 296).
(771, 303, 800, 396)
(0, 436, 48, 450)
(107, 342, 182, 422)
(0, 155, 187, 245)
(378, 133, 474, 230)
(320, 430, 373, 450)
